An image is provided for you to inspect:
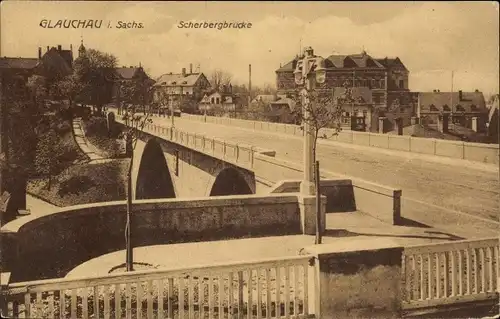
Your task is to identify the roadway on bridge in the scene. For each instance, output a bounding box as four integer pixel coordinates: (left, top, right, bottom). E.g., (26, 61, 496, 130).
(147, 115, 498, 232)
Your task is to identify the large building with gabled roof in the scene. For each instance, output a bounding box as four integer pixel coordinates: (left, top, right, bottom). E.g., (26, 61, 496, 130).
(275, 49, 414, 132)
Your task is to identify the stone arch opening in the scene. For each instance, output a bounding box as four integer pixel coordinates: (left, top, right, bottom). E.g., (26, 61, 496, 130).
(136, 140, 176, 199)
(209, 168, 253, 196)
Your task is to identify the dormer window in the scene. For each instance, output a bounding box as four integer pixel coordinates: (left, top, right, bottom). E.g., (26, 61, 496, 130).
(430, 104, 438, 111)
(182, 81, 187, 84)
(470, 105, 477, 111)
(443, 105, 450, 112)
(456, 105, 465, 112)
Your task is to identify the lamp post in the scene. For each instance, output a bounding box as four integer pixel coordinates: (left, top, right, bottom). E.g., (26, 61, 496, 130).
(293, 47, 326, 196)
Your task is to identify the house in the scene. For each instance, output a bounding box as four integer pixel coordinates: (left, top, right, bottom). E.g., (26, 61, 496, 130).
(486, 94, 499, 143)
(275, 48, 415, 131)
(111, 65, 155, 108)
(199, 85, 237, 112)
(417, 90, 488, 133)
(153, 65, 211, 113)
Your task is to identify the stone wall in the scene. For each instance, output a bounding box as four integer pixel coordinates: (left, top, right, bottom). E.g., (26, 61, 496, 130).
(260, 156, 402, 224)
(1, 195, 301, 281)
(181, 114, 499, 165)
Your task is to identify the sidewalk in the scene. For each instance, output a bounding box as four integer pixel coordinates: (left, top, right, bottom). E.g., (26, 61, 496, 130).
(72, 118, 106, 162)
(25, 194, 60, 216)
(66, 211, 460, 279)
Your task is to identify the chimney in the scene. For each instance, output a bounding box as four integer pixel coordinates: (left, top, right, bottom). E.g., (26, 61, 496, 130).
(248, 64, 252, 97)
(58, 45, 62, 52)
(182, 68, 186, 77)
(46, 46, 49, 52)
(459, 90, 463, 101)
(38, 47, 42, 59)
(190, 63, 193, 74)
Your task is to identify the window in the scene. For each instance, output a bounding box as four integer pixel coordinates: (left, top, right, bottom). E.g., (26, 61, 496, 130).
(399, 80, 404, 88)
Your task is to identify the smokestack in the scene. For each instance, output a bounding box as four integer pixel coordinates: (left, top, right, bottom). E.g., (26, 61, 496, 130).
(58, 45, 62, 52)
(38, 47, 42, 59)
(190, 63, 193, 74)
(248, 64, 252, 99)
(459, 90, 463, 101)
(182, 68, 186, 77)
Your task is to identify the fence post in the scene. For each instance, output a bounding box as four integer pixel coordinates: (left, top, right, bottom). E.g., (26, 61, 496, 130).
(223, 141, 226, 158)
(235, 145, 239, 162)
(433, 138, 437, 155)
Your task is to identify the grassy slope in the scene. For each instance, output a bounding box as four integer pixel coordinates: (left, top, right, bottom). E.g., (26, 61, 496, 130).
(27, 117, 128, 207)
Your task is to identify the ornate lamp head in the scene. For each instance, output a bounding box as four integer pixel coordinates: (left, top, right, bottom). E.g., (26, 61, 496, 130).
(314, 57, 326, 84)
(294, 60, 304, 85)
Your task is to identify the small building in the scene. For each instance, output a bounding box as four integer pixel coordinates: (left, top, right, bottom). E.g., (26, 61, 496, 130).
(153, 65, 211, 113)
(417, 90, 488, 133)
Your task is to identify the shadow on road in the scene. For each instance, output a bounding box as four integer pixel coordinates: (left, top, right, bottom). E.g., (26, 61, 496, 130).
(323, 229, 465, 241)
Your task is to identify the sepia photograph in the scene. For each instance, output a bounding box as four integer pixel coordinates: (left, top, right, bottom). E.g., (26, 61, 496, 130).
(0, 1, 499, 318)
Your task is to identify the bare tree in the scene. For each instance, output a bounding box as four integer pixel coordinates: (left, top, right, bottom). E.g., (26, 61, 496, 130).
(119, 106, 153, 271)
(210, 69, 233, 91)
(292, 81, 354, 165)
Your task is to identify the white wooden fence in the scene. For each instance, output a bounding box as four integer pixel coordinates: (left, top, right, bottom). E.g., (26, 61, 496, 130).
(402, 237, 499, 310)
(2, 256, 314, 319)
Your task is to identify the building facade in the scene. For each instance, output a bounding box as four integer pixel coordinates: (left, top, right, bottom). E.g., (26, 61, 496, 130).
(275, 49, 415, 132)
(417, 90, 489, 133)
(153, 65, 211, 113)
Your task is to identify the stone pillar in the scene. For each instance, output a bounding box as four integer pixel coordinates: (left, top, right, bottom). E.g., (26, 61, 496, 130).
(297, 194, 327, 235)
(471, 116, 478, 132)
(442, 114, 449, 133)
(302, 238, 404, 319)
(394, 117, 403, 135)
(378, 117, 386, 134)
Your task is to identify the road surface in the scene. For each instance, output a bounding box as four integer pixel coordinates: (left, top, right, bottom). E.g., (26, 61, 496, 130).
(142, 114, 499, 237)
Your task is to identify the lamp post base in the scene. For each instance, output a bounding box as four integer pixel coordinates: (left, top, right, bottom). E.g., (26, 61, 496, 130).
(300, 180, 315, 196)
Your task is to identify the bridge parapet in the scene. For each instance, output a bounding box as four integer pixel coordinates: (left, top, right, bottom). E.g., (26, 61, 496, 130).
(180, 113, 500, 165)
(113, 115, 275, 172)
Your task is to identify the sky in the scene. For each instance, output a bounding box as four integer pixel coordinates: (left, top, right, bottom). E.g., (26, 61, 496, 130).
(1, 1, 499, 96)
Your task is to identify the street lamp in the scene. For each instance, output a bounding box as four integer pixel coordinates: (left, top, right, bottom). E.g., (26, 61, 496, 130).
(294, 46, 326, 196)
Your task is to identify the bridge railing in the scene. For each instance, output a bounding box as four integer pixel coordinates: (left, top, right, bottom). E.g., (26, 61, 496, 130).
(1, 256, 314, 319)
(118, 117, 256, 169)
(402, 237, 499, 310)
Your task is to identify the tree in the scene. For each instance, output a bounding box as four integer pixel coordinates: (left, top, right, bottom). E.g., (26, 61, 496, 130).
(73, 49, 118, 115)
(33, 125, 65, 190)
(291, 81, 353, 165)
(210, 69, 232, 91)
(290, 81, 352, 244)
(119, 106, 152, 271)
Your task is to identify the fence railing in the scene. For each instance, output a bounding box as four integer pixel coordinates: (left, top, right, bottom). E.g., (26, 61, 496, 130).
(402, 237, 499, 309)
(115, 116, 255, 170)
(2, 256, 314, 319)
(180, 113, 500, 165)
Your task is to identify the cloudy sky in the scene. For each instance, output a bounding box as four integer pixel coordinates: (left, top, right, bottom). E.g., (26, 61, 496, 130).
(1, 1, 498, 95)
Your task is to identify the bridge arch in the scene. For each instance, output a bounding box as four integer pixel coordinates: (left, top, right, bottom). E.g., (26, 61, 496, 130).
(209, 167, 253, 197)
(136, 139, 176, 200)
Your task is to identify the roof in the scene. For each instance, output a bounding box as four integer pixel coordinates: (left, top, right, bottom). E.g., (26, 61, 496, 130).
(270, 97, 296, 111)
(251, 94, 287, 104)
(115, 67, 141, 79)
(276, 58, 299, 72)
(0, 57, 39, 70)
(277, 52, 405, 72)
(154, 72, 203, 87)
(376, 57, 408, 71)
(418, 91, 487, 113)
